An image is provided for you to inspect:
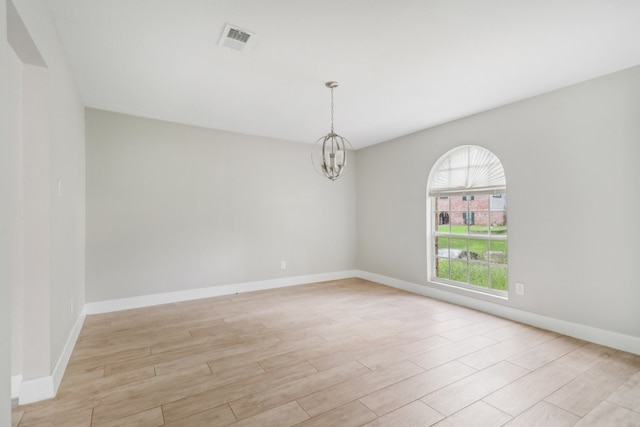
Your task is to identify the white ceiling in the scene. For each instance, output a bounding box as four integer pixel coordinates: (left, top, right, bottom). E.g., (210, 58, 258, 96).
(45, 0, 640, 149)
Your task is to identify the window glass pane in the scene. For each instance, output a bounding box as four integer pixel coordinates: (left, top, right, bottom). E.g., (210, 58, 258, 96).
(451, 224, 468, 235)
(469, 263, 489, 287)
(436, 237, 450, 258)
(450, 260, 468, 282)
(449, 196, 468, 234)
(470, 224, 489, 235)
(469, 195, 488, 233)
(469, 195, 485, 210)
(490, 193, 507, 235)
(490, 265, 508, 290)
(437, 212, 450, 233)
(437, 196, 450, 207)
(490, 193, 507, 211)
(463, 211, 475, 226)
(436, 258, 450, 280)
(438, 223, 451, 234)
(449, 237, 468, 256)
(488, 240, 508, 264)
(489, 223, 507, 236)
(468, 239, 488, 261)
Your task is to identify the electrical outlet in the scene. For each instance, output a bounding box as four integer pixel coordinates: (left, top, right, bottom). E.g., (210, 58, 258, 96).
(515, 282, 525, 295)
(280, 261, 286, 270)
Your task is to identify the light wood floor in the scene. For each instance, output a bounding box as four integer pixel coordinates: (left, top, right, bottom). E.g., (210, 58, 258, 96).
(12, 278, 640, 426)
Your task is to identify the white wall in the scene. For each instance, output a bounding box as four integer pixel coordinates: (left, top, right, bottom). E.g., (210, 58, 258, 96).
(1, 0, 13, 420)
(357, 65, 640, 341)
(8, 0, 85, 402)
(8, 32, 24, 381)
(86, 109, 357, 302)
(20, 61, 52, 381)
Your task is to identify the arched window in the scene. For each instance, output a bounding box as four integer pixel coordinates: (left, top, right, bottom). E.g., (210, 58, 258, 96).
(427, 146, 508, 296)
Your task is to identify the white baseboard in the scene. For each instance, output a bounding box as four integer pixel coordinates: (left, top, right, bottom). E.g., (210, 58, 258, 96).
(85, 270, 359, 314)
(17, 376, 54, 405)
(356, 270, 640, 356)
(11, 375, 22, 400)
(14, 309, 86, 405)
(52, 308, 86, 393)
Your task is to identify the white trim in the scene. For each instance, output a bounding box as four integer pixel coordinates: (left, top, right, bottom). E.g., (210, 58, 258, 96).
(17, 376, 54, 405)
(355, 270, 640, 356)
(15, 309, 86, 405)
(52, 308, 86, 392)
(85, 271, 358, 314)
(11, 375, 22, 400)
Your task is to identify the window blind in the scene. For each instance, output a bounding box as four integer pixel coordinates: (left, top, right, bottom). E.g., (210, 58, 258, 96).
(429, 145, 506, 196)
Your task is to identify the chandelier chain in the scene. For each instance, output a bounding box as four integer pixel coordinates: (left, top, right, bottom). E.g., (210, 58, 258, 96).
(330, 86, 335, 134)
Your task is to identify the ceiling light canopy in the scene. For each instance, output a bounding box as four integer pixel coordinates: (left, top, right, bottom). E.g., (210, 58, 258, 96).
(311, 81, 353, 181)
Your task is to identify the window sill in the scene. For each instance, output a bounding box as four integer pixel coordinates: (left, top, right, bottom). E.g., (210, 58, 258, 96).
(428, 279, 509, 301)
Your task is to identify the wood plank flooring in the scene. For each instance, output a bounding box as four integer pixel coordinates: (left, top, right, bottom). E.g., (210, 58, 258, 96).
(12, 278, 640, 426)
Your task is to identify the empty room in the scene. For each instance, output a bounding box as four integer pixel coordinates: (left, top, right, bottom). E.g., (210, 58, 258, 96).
(3, 1, 640, 426)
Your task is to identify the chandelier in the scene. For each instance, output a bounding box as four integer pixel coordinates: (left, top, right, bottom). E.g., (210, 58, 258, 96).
(311, 81, 353, 181)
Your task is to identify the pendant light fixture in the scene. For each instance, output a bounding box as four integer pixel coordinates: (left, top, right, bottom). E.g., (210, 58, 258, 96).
(311, 81, 353, 181)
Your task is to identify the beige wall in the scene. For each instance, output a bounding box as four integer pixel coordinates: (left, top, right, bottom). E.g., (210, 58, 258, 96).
(85, 109, 357, 302)
(357, 65, 640, 339)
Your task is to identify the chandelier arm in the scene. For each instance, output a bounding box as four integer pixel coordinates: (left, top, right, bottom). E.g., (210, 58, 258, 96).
(321, 135, 329, 173)
(321, 135, 334, 179)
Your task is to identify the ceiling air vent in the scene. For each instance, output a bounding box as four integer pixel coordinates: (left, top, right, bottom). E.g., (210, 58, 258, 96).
(218, 24, 255, 52)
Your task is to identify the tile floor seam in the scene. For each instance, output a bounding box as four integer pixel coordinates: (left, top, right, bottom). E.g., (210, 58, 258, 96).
(477, 397, 517, 421)
(541, 398, 585, 419)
